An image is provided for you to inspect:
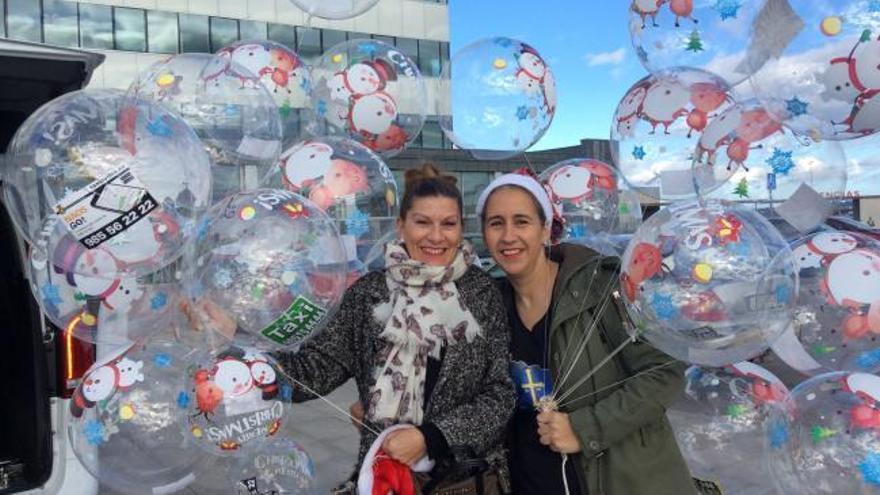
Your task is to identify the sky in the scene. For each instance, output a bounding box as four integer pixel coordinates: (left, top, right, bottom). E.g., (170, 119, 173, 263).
(448, 1, 643, 150)
(448, 1, 880, 197)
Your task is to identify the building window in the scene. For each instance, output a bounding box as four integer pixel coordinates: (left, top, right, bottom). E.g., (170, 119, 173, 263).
(239, 20, 266, 42)
(322, 28, 347, 52)
(461, 171, 492, 214)
(7, 0, 41, 42)
(440, 42, 450, 72)
(147, 11, 178, 53)
(296, 26, 320, 63)
(210, 16, 238, 52)
(396, 37, 419, 65)
(43, 0, 78, 47)
(79, 4, 113, 49)
(267, 23, 294, 50)
(180, 14, 209, 53)
(418, 39, 441, 77)
(420, 119, 443, 149)
(114, 7, 146, 52)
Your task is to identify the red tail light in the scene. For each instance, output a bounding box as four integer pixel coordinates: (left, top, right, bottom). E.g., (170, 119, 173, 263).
(56, 317, 95, 399)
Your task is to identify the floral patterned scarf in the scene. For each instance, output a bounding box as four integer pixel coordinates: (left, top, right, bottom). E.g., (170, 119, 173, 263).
(368, 240, 482, 426)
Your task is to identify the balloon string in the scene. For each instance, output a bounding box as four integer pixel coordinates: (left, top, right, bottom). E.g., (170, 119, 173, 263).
(554, 331, 634, 404)
(556, 360, 678, 409)
(277, 367, 382, 436)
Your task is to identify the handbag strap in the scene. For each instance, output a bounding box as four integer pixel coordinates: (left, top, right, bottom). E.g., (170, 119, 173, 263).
(420, 448, 490, 494)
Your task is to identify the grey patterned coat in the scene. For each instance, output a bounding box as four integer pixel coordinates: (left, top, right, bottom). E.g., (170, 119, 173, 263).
(274, 265, 516, 470)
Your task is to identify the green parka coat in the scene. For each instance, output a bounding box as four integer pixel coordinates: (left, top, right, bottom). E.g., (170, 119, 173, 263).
(543, 243, 696, 495)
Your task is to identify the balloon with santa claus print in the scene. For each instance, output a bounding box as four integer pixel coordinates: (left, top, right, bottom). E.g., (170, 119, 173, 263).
(697, 98, 848, 204)
(181, 345, 292, 457)
(619, 199, 797, 366)
(128, 53, 282, 200)
(216, 40, 312, 149)
(439, 37, 557, 160)
(287, 0, 379, 20)
(27, 244, 180, 345)
(765, 371, 880, 494)
(629, 0, 764, 86)
(611, 67, 736, 200)
(668, 362, 789, 493)
(68, 339, 202, 494)
(747, 1, 880, 141)
(308, 39, 426, 158)
(227, 437, 317, 494)
(770, 232, 880, 375)
(2, 89, 211, 276)
(539, 158, 622, 252)
(262, 137, 398, 287)
(190, 189, 347, 351)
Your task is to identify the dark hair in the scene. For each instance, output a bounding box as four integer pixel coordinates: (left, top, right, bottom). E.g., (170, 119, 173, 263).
(399, 163, 463, 219)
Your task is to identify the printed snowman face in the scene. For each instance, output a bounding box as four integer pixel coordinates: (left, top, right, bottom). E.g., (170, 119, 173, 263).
(329, 63, 382, 101)
(543, 70, 557, 111)
(827, 249, 880, 306)
(642, 80, 690, 122)
(230, 44, 271, 78)
(281, 142, 334, 189)
(250, 361, 277, 386)
(115, 357, 144, 389)
(516, 71, 542, 94)
(213, 359, 255, 398)
(102, 279, 144, 312)
(82, 365, 119, 403)
(810, 232, 859, 255)
(821, 59, 860, 103)
(548, 165, 593, 201)
(792, 244, 823, 271)
(72, 249, 120, 297)
(105, 219, 161, 265)
(853, 39, 880, 92)
(350, 93, 397, 135)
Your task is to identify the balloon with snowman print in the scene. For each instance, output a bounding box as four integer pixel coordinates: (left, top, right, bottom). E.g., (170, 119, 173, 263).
(309, 39, 426, 158)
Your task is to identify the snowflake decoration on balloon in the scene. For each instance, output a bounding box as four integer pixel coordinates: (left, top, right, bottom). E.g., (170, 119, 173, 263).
(766, 148, 795, 175)
(860, 452, 880, 486)
(650, 292, 679, 321)
(150, 292, 167, 310)
(40, 284, 63, 308)
(83, 420, 106, 446)
(767, 419, 789, 449)
(713, 0, 742, 20)
(785, 97, 809, 117)
(213, 268, 234, 289)
(345, 208, 371, 238)
(632, 146, 647, 160)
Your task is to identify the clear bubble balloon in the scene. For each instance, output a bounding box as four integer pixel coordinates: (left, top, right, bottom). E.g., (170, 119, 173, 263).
(668, 362, 789, 494)
(748, 2, 880, 140)
(698, 99, 848, 204)
(228, 437, 317, 494)
(309, 39, 426, 158)
(439, 37, 557, 160)
(611, 67, 735, 200)
(765, 371, 880, 494)
(181, 345, 292, 457)
(216, 40, 312, 150)
(287, 0, 379, 20)
(68, 340, 202, 494)
(771, 232, 880, 375)
(3, 89, 211, 276)
(629, 0, 764, 86)
(539, 159, 622, 252)
(620, 199, 797, 366)
(129, 53, 282, 199)
(262, 137, 398, 287)
(192, 189, 347, 351)
(27, 245, 180, 345)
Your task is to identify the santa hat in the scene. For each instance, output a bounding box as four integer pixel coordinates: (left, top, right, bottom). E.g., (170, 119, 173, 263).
(358, 425, 434, 495)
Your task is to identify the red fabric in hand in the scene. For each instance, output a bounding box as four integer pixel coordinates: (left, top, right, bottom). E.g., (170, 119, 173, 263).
(372, 450, 415, 495)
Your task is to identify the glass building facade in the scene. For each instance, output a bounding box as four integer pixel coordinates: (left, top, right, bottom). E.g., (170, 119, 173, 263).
(0, 0, 453, 149)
